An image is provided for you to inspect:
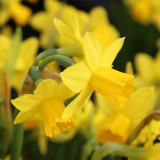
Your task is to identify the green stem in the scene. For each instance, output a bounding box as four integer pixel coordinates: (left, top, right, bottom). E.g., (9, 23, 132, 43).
(38, 56, 56, 70)
(30, 66, 42, 86)
(91, 142, 148, 160)
(39, 55, 76, 70)
(57, 42, 82, 57)
(10, 109, 23, 160)
(33, 48, 57, 66)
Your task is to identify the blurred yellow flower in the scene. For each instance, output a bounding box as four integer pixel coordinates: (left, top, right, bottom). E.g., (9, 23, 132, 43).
(61, 33, 134, 119)
(0, 0, 32, 26)
(54, 7, 119, 47)
(0, 34, 38, 92)
(11, 37, 39, 92)
(0, 34, 11, 69)
(12, 79, 76, 137)
(30, 0, 83, 48)
(134, 51, 160, 88)
(124, 0, 160, 30)
(95, 87, 155, 144)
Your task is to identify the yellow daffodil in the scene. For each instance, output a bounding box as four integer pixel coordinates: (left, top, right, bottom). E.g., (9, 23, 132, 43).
(11, 37, 39, 92)
(0, 0, 32, 26)
(12, 79, 76, 137)
(30, 0, 82, 48)
(61, 32, 134, 119)
(95, 86, 155, 144)
(0, 34, 11, 69)
(0, 33, 38, 92)
(134, 51, 160, 88)
(54, 8, 119, 47)
(124, 0, 160, 30)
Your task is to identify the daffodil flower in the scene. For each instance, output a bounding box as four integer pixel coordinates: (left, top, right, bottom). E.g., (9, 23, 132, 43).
(11, 37, 39, 92)
(0, 33, 39, 92)
(54, 9, 119, 48)
(0, 0, 32, 26)
(135, 51, 160, 88)
(12, 79, 76, 137)
(124, 0, 160, 30)
(95, 87, 155, 144)
(61, 32, 134, 119)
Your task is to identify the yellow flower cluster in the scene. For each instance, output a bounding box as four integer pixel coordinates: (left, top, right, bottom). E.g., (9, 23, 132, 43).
(1, 0, 160, 159)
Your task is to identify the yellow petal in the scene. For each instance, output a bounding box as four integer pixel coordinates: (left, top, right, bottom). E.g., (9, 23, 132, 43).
(95, 93, 118, 116)
(45, 0, 61, 13)
(102, 38, 124, 67)
(135, 53, 154, 80)
(62, 86, 93, 119)
(10, 3, 32, 26)
(19, 37, 39, 63)
(83, 32, 104, 71)
(93, 25, 113, 47)
(57, 82, 74, 100)
(14, 109, 38, 124)
(125, 87, 155, 123)
(0, 8, 10, 26)
(11, 95, 41, 111)
(30, 12, 51, 31)
(12, 37, 39, 91)
(89, 7, 109, 31)
(90, 67, 135, 108)
(54, 18, 77, 45)
(24, 114, 40, 130)
(61, 61, 91, 93)
(69, 13, 81, 40)
(154, 51, 160, 77)
(34, 79, 58, 100)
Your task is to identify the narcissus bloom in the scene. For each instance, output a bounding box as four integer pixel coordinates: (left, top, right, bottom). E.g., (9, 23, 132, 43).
(0, 0, 32, 26)
(124, 0, 160, 30)
(61, 33, 134, 119)
(12, 79, 76, 137)
(95, 87, 155, 144)
(30, 0, 86, 48)
(12, 37, 39, 92)
(0, 34, 38, 92)
(54, 9, 119, 47)
(134, 50, 160, 88)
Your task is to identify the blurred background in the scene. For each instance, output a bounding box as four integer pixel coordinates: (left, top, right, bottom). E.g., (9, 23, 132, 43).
(2, 0, 159, 72)
(0, 0, 160, 159)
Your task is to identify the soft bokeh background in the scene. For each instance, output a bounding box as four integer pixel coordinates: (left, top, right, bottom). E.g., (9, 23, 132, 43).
(6, 0, 160, 73)
(1, 0, 160, 159)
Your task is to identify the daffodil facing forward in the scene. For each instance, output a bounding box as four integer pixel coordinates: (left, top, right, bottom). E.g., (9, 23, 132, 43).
(12, 79, 76, 137)
(61, 33, 134, 119)
(95, 87, 155, 144)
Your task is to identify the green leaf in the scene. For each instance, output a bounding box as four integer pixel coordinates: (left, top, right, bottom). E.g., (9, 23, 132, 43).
(91, 142, 148, 160)
(81, 139, 100, 160)
(4, 27, 22, 83)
